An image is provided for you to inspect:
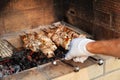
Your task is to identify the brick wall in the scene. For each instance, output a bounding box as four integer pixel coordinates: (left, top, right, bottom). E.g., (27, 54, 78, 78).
(65, 0, 120, 40)
(64, 0, 94, 34)
(93, 0, 120, 39)
(0, 0, 120, 38)
(0, 0, 64, 35)
(1, 0, 120, 39)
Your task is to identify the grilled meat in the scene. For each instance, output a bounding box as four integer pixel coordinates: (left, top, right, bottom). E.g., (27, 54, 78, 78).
(20, 31, 57, 58)
(44, 25, 86, 49)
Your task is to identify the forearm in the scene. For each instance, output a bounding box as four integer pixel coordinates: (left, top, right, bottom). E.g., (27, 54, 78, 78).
(86, 39, 120, 57)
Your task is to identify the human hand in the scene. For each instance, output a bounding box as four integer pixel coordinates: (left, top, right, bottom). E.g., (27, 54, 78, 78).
(65, 38, 95, 63)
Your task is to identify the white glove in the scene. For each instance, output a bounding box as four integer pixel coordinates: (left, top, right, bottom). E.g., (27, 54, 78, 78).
(65, 38, 95, 63)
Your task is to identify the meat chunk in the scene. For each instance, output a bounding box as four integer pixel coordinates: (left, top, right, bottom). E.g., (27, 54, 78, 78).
(20, 31, 57, 58)
(44, 25, 87, 50)
(36, 31, 57, 58)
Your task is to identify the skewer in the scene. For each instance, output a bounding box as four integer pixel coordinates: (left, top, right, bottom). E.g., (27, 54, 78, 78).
(89, 56, 104, 65)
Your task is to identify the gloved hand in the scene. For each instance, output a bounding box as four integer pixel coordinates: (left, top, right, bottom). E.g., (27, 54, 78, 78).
(65, 38, 95, 63)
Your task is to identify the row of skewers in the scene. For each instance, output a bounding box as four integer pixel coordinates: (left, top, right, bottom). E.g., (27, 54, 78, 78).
(21, 24, 86, 58)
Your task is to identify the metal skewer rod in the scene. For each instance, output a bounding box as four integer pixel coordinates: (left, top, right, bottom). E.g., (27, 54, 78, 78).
(89, 56, 104, 65)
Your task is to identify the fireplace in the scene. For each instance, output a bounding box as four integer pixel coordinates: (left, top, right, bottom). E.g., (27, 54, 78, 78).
(0, 0, 120, 80)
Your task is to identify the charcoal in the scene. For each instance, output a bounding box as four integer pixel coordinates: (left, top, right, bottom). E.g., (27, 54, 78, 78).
(0, 46, 67, 77)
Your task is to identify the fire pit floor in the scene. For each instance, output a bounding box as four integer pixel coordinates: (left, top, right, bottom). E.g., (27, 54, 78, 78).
(3, 57, 103, 80)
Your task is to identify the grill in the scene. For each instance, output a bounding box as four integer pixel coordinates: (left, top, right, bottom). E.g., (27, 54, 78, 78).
(0, 21, 103, 78)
